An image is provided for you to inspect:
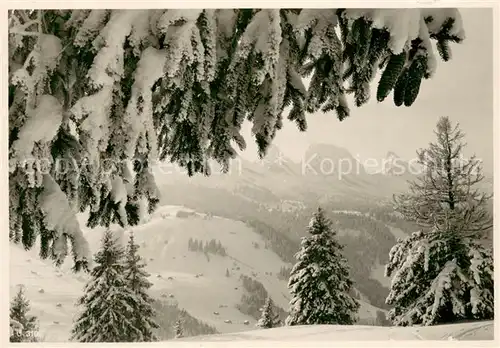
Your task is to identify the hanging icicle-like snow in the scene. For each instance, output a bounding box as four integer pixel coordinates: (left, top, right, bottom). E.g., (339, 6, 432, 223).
(71, 10, 110, 47)
(123, 47, 167, 159)
(295, 9, 339, 59)
(157, 10, 204, 85)
(110, 176, 128, 226)
(12, 95, 63, 164)
(234, 10, 284, 155)
(237, 9, 282, 86)
(70, 86, 113, 163)
(201, 10, 217, 82)
(128, 10, 154, 56)
(39, 174, 91, 265)
(88, 10, 142, 87)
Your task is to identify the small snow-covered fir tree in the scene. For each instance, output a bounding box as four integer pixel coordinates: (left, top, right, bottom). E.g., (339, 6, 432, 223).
(124, 232, 159, 341)
(10, 286, 38, 342)
(386, 117, 494, 326)
(285, 207, 360, 326)
(174, 318, 183, 339)
(71, 230, 142, 342)
(8, 9, 466, 267)
(257, 296, 281, 329)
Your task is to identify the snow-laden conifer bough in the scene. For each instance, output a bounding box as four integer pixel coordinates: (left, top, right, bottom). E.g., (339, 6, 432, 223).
(8, 9, 465, 269)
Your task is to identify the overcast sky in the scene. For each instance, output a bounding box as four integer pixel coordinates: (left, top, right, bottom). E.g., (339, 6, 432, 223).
(239, 8, 494, 175)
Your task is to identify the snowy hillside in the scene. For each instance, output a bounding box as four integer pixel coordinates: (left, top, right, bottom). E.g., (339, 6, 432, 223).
(10, 246, 84, 341)
(152, 175, 414, 313)
(10, 205, 383, 342)
(178, 321, 494, 342)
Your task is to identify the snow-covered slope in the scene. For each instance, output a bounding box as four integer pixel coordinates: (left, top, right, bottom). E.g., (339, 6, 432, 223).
(10, 245, 84, 341)
(178, 321, 494, 342)
(10, 205, 383, 342)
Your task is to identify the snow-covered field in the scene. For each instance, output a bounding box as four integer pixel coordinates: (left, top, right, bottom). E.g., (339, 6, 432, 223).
(9, 205, 383, 342)
(179, 321, 494, 342)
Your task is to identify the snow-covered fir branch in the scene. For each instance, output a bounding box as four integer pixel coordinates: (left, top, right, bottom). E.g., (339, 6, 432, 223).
(8, 9, 466, 266)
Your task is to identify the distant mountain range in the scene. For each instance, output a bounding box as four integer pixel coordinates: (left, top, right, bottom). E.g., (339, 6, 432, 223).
(155, 141, 493, 222)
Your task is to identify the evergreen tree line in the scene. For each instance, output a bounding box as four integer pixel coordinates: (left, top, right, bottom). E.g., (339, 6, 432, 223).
(237, 274, 288, 323)
(328, 211, 399, 309)
(187, 237, 227, 256)
(331, 212, 397, 261)
(366, 207, 421, 234)
(375, 310, 392, 327)
(277, 265, 292, 281)
(243, 218, 299, 264)
(152, 300, 218, 340)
